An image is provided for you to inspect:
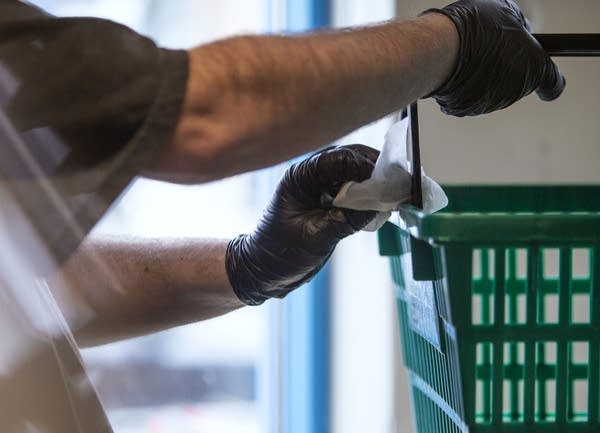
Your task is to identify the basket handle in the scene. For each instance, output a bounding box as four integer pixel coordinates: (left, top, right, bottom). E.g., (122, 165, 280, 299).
(401, 102, 423, 209)
(533, 33, 600, 56)
(405, 33, 600, 210)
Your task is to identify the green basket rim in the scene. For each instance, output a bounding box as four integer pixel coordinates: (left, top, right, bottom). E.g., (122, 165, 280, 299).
(397, 208, 600, 244)
(396, 185, 600, 244)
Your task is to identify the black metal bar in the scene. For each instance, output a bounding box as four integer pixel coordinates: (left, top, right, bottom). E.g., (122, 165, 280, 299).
(533, 33, 600, 57)
(409, 102, 423, 209)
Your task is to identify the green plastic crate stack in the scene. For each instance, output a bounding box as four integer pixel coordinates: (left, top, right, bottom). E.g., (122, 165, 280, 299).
(378, 185, 600, 433)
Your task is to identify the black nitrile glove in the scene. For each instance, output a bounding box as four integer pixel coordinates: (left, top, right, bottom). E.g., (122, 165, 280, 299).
(425, 0, 566, 116)
(226, 144, 379, 305)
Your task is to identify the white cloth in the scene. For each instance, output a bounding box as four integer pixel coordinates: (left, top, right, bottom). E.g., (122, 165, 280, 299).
(333, 118, 448, 231)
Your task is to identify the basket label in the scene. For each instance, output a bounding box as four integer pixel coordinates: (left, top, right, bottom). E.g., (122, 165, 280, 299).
(402, 254, 442, 351)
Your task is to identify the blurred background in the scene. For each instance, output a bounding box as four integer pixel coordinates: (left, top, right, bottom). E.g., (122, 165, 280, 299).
(24, 1, 600, 433)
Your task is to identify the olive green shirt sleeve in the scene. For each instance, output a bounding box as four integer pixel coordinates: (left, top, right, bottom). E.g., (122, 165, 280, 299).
(0, 0, 188, 262)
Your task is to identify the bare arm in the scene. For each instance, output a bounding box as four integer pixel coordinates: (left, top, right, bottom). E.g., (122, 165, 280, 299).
(150, 13, 458, 183)
(55, 237, 244, 347)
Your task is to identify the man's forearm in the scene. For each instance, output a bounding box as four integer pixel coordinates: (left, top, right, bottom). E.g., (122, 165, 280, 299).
(150, 13, 458, 183)
(53, 237, 244, 347)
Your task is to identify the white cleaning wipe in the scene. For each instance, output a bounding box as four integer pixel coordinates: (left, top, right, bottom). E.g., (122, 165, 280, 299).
(333, 118, 448, 231)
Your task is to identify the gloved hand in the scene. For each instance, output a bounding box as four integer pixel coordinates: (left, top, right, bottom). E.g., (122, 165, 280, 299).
(425, 0, 565, 116)
(226, 144, 379, 305)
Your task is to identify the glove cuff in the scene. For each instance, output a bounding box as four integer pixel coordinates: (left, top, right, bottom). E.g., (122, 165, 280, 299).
(225, 234, 270, 306)
(419, 8, 465, 100)
(226, 233, 333, 306)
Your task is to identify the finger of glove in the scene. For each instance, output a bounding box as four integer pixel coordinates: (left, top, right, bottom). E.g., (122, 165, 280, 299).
(504, 0, 530, 30)
(341, 144, 380, 164)
(280, 147, 375, 209)
(536, 57, 566, 101)
(342, 208, 377, 233)
(325, 207, 377, 239)
(314, 146, 376, 191)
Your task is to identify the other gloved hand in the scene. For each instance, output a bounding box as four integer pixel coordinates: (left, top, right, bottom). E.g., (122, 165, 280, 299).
(425, 0, 565, 116)
(226, 144, 379, 305)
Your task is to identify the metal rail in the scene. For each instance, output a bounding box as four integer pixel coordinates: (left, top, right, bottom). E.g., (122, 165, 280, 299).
(534, 33, 600, 57)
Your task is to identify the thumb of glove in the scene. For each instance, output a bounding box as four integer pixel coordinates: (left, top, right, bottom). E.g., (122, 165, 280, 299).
(536, 56, 566, 101)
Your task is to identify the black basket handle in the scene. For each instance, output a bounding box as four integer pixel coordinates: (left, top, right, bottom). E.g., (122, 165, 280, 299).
(534, 33, 600, 56)
(406, 33, 600, 210)
(400, 104, 423, 209)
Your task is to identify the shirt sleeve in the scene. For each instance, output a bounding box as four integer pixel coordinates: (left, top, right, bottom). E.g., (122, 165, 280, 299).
(0, 0, 189, 262)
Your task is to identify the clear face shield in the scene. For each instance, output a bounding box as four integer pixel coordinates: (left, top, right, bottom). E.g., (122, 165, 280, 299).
(0, 92, 115, 433)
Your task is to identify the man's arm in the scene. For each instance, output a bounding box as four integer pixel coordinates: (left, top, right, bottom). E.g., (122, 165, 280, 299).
(150, 13, 458, 183)
(55, 145, 378, 347)
(55, 237, 244, 347)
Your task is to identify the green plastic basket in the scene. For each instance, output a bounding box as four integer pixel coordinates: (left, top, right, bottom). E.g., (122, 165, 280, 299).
(378, 185, 600, 433)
